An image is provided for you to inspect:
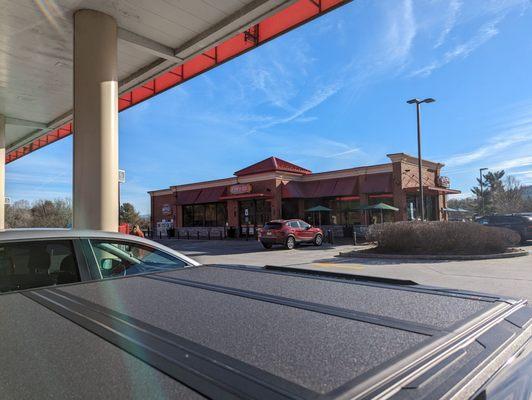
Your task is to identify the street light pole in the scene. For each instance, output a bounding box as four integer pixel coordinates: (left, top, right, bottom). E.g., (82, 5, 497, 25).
(479, 167, 487, 215)
(407, 98, 435, 221)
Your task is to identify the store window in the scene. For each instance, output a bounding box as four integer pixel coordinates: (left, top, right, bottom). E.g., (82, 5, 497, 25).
(406, 195, 437, 221)
(216, 203, 227, 226)
(205, 204, 217, 227)
(193, 204, 204, 226)
(282, 199, 300, 219)
(329, 198, 361, 225)
(182, 203, 227, 227)
(303, 197, 362, 226)
(183, 205, 194, 227)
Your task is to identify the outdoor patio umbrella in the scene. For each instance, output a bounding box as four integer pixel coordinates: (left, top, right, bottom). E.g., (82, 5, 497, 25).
(362, 203, 399, 223)
(305, 205, 332, 226)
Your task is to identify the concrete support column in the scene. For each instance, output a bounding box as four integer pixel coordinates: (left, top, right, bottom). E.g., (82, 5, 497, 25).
(73, 9, 118, 231)
(0, 115, 5, 230)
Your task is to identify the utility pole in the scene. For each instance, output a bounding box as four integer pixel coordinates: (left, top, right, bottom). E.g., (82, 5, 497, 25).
(406, 98, 435, 221)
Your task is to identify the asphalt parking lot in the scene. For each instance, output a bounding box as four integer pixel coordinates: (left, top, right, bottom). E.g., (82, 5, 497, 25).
(158, 239, 532, 300)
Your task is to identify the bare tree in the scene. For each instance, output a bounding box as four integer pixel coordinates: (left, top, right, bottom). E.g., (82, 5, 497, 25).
(492, 176, 524, 214)
(5, 200, 32, 228)
(6, 198, 72, 228)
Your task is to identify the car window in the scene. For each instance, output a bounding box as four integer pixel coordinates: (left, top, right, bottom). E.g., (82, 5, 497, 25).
(288, 221, 299, 228)
(264, 222, 282, 230)
(0, 240, 79, 293)
(299, 221, 310, 229)
(88, 240, 188, 278)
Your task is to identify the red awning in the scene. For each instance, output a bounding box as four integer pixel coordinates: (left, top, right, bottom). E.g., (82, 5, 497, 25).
(282, 177, 358, 199)
(359, 173, 393, 194)
(333, 177, 358, 196)
(427, 186, 461, 194)
(176, 189, 200, 205)
(219, 193, 270, 200)
(312, 179, 337, 197)
(404, 186, 461, 195)
(282, 182, 306, 198)
(195, 186, 226, 203)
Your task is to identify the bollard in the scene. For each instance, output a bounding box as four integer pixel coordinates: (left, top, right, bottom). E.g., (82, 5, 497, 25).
(158, 231, 162, 240)
(208, 230, 211, 240)
(327, 229, 333, 245)
(197, 231, 200, 240)
(177, 231, 180, 240)
(187, 231, 190, 240)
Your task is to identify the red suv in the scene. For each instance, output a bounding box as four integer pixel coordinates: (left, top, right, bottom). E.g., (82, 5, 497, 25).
(258, 219, 324, 249)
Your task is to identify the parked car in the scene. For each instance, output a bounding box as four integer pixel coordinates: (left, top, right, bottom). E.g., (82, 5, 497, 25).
(0, 229, 199, 294)
(477, 214, 532, 244)
(258, 219, 323, 249)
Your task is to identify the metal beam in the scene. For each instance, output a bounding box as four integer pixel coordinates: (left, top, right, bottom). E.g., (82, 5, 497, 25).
(117, 28, 183, 62)
(5, 117, 48, 130)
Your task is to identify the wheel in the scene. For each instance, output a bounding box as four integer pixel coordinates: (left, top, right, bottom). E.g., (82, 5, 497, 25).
(285, 236, 296, 250)
(314, 233, 323, 246)
(261, 242, 272, 249)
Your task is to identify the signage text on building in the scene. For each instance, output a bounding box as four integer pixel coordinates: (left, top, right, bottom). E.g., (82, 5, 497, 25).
(229, 183, 252, 195)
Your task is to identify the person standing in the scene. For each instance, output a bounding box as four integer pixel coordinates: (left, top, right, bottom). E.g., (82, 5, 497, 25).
(131, 224, 145, 238)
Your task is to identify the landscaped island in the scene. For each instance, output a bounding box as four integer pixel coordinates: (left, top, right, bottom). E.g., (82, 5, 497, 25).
(364, 221, 520, 256)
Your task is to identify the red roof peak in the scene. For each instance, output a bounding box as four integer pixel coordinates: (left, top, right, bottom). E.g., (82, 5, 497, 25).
(234, 157, 311, 177)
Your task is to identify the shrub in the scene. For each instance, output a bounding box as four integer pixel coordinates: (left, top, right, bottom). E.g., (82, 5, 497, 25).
(366, 221, 520, 255)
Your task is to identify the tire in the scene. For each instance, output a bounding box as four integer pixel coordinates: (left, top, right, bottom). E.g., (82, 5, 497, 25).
(285, 236, 296, 250)
(261, 242, 272, 249)
(314, 233, 323, 246)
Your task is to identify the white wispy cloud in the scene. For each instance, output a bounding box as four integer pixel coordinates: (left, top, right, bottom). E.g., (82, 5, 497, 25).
(442, 101, 532, 186)
(445, 133, 531, 168)
(411, 16, 501, 77)
(491, 156, 532, 171)
(382, 0, 417, 64)
(247, 82, 341, 135)
(434, 0, 462, 48)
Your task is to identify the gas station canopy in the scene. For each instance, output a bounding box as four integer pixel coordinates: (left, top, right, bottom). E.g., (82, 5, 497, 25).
(1, 0, 350, 164)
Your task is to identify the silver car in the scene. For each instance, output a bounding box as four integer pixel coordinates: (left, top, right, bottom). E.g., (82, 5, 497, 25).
(0, 229, 199, 294)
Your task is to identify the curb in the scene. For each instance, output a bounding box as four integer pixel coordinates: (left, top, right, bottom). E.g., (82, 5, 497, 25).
(337, 249, 529, 261)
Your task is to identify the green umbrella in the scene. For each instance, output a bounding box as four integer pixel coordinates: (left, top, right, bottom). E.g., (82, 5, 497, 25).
(305, 205, 331, 226)
(362, 203, 399, 223)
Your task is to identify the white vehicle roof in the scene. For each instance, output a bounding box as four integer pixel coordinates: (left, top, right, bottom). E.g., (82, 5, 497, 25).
(0, 229, 200, 266)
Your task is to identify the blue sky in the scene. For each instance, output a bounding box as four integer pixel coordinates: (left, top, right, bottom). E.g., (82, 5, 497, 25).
(7, 0, 532, 214)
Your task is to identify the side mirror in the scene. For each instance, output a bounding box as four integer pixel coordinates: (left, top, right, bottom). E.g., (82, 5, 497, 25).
(100, 258, 124, 276)
(101, 258, 115, 271)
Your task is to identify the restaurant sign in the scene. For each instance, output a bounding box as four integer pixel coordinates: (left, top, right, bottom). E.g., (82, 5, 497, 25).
(229, 183, 252, 195)
(437, 176, 450, 188)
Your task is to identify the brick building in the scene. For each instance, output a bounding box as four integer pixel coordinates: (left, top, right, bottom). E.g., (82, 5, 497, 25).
(149, 153, 460, 236)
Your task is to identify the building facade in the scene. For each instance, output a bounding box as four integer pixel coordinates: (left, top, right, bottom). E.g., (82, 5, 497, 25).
(149, 153, 460, 236)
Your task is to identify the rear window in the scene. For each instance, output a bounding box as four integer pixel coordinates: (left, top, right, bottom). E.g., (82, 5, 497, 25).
(264, 222, 283, 230)
(0, 240, 79, 293)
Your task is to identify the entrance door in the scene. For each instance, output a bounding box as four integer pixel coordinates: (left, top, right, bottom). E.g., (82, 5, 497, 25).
(238, 199, 271, 227)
